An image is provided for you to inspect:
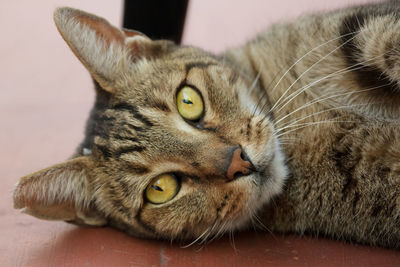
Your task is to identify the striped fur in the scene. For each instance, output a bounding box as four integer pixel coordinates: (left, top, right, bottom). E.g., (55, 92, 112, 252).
(13, 2, 400, 249)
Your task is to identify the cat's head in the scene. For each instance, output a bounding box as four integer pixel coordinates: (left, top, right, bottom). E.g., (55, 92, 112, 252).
(13, 7, 287, 241)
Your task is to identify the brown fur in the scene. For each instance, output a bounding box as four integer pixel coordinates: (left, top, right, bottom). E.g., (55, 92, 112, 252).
(225, 2, 400, 248)
(14, 2, 400, 249)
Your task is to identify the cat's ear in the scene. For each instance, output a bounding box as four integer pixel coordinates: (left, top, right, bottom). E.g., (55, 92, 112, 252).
(13, 156, 106, 226)
(53, 7, 151, 93)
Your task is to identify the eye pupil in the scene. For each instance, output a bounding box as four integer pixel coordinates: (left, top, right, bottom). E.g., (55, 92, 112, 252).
(146, 174, 180, 204)
(152, 185, 163, 191)
(176, 86, 204, 121)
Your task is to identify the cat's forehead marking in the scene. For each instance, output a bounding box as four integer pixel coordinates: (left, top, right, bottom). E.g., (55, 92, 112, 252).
(145, 99, 171, 112)
(184, 62, 217, 74)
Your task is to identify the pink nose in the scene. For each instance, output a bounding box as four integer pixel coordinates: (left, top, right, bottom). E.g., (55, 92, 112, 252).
(226, 148, 252, 180)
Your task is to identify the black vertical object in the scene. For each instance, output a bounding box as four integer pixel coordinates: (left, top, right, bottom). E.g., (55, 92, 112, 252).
(123, 0, 189, 44)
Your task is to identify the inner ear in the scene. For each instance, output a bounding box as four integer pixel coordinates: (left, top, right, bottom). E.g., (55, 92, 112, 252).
(53, 7, 152, 94)
(76, 13, 125, 46)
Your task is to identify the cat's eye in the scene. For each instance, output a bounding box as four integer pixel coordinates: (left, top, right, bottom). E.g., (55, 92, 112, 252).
(176, 86, 204, 120)
(145, 174, 180, 204)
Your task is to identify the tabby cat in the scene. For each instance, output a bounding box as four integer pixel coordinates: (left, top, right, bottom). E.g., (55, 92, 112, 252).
(13, 1, 400, 249)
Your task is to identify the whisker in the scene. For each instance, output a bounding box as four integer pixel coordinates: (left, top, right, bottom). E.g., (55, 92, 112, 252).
(250, 65, 264, 116)
(273, 57, 389, 116)
(277, 104, 362, 132)
(275, 84, 389, 128)
(181, 217, 220, 248)
(265, 84, 385, 134)
(251, 68, 285, 117)
(270, 41, 397, 121)
(249, 63, 263, 96)
(276, 117, 346, 134)
(206, 221, 227, 244)
(269, 30, 361, 95)
(250, 31, 360, 119)
(275, 119, 358, 138)
(199, 220, 219, 245)
(229, 230, 237, 252)
(251, 212, 278, 241)
(246, 204, 275, 238)
(250, 216, 258, 232)
(269, 31, 361, 113)
(278, 142, 297, 145)
(180, 226, 212, 248)
(278, 100, 384, 132)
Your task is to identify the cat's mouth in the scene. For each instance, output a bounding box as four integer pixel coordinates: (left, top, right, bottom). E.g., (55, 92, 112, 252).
(230, 162, 258, 181)
(221, 143, 288, 231)
(234, 147, 272, 184)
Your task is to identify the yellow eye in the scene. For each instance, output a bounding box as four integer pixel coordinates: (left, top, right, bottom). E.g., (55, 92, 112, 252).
(145, 174, 180, 204)
(176, 86, 204, 120)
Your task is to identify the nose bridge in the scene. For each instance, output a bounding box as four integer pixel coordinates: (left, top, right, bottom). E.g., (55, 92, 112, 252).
(195, 142, 235, 178)
(195, 143, 253, 181)
(174, 129, 253, 180)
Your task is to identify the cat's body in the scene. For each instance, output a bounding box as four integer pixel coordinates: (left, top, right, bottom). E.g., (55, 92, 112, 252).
(227, 3, 400, 247)
(14, 1, 400, 249)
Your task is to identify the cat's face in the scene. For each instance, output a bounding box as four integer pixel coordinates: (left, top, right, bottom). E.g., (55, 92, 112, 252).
(13, 7, 287, 241)
(84, 45, 288, 239)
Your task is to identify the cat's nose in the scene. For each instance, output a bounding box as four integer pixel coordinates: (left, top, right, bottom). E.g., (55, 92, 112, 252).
(226, 148, 253, 180)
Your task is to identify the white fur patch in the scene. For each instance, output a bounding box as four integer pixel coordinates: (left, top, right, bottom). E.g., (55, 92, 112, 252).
(83, 148, 92, 156)
(172, 115, 197, 134)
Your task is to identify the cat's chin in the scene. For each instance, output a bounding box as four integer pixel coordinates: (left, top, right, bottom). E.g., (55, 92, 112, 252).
(260, 143, 288, 201)
(237, 142, 288, 231)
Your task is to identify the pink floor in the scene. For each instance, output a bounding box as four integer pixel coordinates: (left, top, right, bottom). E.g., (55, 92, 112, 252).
(1, 0, 399, 266)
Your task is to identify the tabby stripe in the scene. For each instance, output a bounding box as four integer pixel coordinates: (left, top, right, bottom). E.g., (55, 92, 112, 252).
(118, 179, 132, 198)
(340, 11, 399, 92)
(135, 211, 158, 234)
(93, 129, 110, 140)
(115, 146, 146, 158)
(228, 71, 239, 86)
(107, 183, 132, 218)
(352, 191, 360, 214)
(92, 115, 116, 139)
(98, 115, 116, 122)
(113, 134, 139, 143)
(147, 100, 171, 112)
(246, 118, 251, 138)
(126, 164, 150, 174)
(112, 103, 154, 127)
(125, 123, 144, 133)
(118, 160, 150, 174)
(95, 145, 112, 158)
(112, 199, 131, 219)
(185, 62, 216, 74)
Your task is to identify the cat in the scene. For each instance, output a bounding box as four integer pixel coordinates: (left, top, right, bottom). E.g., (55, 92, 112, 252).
(13, 1, 400, 249)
